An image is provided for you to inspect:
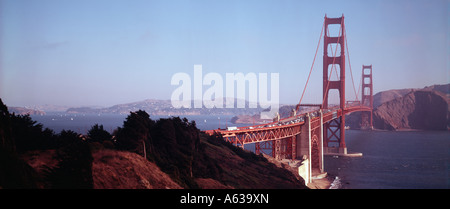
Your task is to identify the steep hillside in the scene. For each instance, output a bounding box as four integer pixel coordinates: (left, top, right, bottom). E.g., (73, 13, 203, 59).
(22, 134, 307, 189)
(373, 88, 414, 108)
(373, 90, 448, 130)
(23, 149, 183, 189)
(91, 150, 182, 189)
(347, 84, 449, 130)
(195, 134, 307, 189)
(373, 84, 449, 108)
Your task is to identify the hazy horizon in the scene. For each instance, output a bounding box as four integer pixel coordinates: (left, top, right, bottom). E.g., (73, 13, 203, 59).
(5, 81, 449, 110)
(1, 0, 448, 107)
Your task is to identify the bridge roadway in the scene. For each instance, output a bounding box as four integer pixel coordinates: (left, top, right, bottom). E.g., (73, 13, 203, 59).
(204, 104, 372, 148)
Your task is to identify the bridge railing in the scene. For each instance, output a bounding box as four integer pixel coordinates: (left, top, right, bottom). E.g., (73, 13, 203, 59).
(205, 100, 372, 135)
(214, 114, 307, 133)
(346, 100, 361, 107)
(208, 108, 327, 134)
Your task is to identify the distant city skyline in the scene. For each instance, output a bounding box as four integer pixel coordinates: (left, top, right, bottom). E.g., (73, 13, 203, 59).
(1, 0, 448, 107)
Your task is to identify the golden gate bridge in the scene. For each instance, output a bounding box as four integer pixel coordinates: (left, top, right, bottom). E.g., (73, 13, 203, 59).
(205, 15, 374, 184)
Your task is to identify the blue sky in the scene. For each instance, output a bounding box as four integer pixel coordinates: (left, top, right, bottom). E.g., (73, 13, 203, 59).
(0, 0, 448, 107)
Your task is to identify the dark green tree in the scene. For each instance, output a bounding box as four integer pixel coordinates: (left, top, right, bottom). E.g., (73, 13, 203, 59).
(8, 113, 57, 152)
(0, 98, 40, 188)
(87, 124, 112, 143)
(0, 98, 14, 152)
(115, 110, 154, 158)
(58, 129, 79, 144)
(148, 116, 201, 188)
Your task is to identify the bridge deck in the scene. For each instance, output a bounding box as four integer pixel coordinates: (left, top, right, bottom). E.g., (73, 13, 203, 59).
(205, 105, 372, 146)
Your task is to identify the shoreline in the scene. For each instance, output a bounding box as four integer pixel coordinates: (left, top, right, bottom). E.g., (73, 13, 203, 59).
(308, 173, 334, 189)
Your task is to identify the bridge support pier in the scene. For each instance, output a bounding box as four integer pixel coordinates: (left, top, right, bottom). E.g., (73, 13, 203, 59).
(274, 139, 282, 160)
(323, 146, 347, 155)
(319, 110, 324, 173)
(323, 117, 347, 155)
(295, 113, 325, 184)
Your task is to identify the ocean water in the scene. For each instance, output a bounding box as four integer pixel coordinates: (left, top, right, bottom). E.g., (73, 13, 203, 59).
(324, 130, 450, 189)
(31, 113, 449, 189)
(32, 113, 246, 134)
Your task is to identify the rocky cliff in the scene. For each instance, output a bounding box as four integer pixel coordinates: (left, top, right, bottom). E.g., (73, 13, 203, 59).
(373, 90, 449, 130)
(372, 84, 449, 108)
(373, 88, 414, 108)
(346, 84, 449, 130)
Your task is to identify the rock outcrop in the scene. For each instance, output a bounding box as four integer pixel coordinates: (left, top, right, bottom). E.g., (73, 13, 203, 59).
(373, 90, 449, 130)
(373, 88, 414, 108)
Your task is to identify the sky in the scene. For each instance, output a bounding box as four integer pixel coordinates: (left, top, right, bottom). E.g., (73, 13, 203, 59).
(0, 0, 448, 107)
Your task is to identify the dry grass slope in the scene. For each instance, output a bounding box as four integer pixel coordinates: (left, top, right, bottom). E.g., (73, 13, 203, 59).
(92, 150, 182, 189)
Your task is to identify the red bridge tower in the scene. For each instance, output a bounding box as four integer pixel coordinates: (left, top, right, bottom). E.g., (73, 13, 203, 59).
(322, 15, 347, 154)
(361, 65, 373, 129)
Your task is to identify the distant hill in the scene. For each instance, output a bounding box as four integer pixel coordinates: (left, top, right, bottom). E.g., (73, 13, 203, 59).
(347, 84, 449, 130)
(373, 84, 449, 108)
(66, 98, 265, 116)
(8, 107, 45, 115)
(373, 88, 415, 108)
(24, 104, 73, 112)
(422, 83, 450, 94)
(373, 90, 449, 130)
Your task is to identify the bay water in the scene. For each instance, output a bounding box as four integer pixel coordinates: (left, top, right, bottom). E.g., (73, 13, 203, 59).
(325, 130, 449, 189)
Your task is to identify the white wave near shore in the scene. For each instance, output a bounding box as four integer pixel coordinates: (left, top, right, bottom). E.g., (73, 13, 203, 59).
(329, 176, 342, 189)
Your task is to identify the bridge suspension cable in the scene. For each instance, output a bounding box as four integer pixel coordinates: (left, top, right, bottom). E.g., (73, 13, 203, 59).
(296, 21, 325, 112)
(297, 16, 363, 111)
(356, 74, 362, 102)
(344, 21, 359, 102)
